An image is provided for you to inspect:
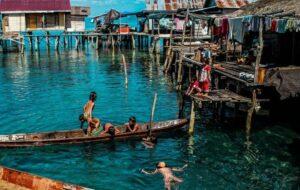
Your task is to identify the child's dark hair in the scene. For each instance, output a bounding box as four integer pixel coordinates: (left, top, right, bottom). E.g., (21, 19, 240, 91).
(89, 91, 97, 101)
(129, 116, 136, 123)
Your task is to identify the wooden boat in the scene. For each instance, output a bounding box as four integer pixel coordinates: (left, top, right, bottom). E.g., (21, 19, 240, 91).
(0, 165, 92, 190)
(0, 119, 188, 148)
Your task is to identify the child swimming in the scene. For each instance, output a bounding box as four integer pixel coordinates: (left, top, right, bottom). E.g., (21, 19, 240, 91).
(141, 162, 187, 190)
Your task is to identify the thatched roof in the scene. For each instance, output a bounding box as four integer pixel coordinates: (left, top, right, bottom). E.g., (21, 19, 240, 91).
(237, 0, 300, 17)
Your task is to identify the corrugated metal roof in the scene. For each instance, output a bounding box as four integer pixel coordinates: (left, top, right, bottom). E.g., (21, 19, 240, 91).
(205, 0, 248, 9)
(0, 0, 71, 13)
(215, 0, 248, 8)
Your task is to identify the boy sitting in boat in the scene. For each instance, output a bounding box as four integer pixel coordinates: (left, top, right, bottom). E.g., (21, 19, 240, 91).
(142, 162, 187, 190)
(80, 92, 97, 128)
(125, 116, 141, 132)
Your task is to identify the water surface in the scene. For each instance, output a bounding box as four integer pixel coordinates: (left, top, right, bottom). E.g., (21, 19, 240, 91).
(0, 49, 299, 189)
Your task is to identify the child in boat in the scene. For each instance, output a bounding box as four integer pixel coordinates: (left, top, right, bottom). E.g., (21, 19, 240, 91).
(88, 118, 101, 136)
(141, 162, 187, 190)
(100, 123, 121, 136)
(80, 92, 97, 128)
(125, 116, 141, 132)
(185, 77, 201, 96)
(199, 60, 211, 95)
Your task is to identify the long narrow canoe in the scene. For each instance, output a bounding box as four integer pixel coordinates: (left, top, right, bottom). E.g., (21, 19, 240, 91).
(0, 119, 188, 148)
(0, 165, 92, 190)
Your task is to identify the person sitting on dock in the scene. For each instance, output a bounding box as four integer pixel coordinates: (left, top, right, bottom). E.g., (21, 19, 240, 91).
(80, 92, 97, 128)
(141, 162, 187, 190)
(185, 77, 201, 96)
(100, 123, 121, 136)
(125, 116, 141, 133)
(199, 60, 212, 95)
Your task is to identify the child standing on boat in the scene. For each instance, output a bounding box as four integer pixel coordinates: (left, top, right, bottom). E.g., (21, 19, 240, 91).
(80, 92, 97, 128)
(142, 162, 187, 190)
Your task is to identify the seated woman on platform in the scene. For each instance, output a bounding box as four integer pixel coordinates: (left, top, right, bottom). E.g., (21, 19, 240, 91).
(185, 77, 202, 96)
(125, 116, 141, 133)
(100, 123, 121, 136)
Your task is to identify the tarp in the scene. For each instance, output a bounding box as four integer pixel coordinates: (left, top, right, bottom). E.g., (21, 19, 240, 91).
(264, 67, 300, 99)
(104, 9, 121, 25)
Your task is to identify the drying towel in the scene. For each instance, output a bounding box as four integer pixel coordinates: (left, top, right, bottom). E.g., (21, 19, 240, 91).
(276, 19, 287, 33)
(228, 18, 245, 43)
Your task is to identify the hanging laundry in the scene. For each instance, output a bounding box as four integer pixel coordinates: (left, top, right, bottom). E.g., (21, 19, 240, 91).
(221, 17, 229, 36)
(276, 19, 287, 33)
(174, 18, 184, 31)
(270, 19, 277, 32)
(296, 20, 300, 32)
(228, 18, 245, 43)
(264, 17, 272, 31)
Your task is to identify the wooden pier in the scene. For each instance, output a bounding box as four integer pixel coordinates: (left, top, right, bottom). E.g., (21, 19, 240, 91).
(0, 31, 176, 54)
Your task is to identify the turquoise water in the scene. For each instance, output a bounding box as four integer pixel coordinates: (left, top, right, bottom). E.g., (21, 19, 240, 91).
(0, 50, 299, 189)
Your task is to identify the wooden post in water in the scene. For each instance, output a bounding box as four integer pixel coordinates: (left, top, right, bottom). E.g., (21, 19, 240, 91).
(189, 100, 196, 135)
(46, 31, 50, 49)
(20, 37, 24, 54)
(34, 36, 39, 51)
(96, 36, 99, 50)
(75, 36, 79, 50)
(55, 36, 60, 51)
(63, 34, 67, 48)
(254, 18, 264, 84)
(131, 34, 136, 50)
(149, 93, 158, 137)
(245, 90, 257, 148)
(122, 54, 128, 86)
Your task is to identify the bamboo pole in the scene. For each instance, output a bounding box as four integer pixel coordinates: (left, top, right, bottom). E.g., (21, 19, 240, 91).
(149, 93, 158, 137)
(181, 7, 190, 45)
(121, 54, 128, 86)
(254, 18, 264, 84)
(177, 51, 184, 90)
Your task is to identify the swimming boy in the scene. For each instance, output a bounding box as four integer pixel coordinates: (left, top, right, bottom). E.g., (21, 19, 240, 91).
(142, 162, 187, 190)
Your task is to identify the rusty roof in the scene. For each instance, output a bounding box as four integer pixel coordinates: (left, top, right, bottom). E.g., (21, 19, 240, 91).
(0, 0, 71, 13)
(237, 0, 300, 16)
(205, 0, 249, 9)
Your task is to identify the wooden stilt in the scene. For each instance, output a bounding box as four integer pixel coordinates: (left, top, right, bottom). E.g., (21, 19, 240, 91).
(20, 37, 24, 54)
(245, 90, 257, 148)
(96, 36, 99, 50)
(165, 50, 174, 74)
(254, 18, 264, 84)
(55, 36, 60, 51)
(34, 36, 39, 51)
(177, 52, 184, 90)
(189, 100, 196, 135)
(188, 66, 192, 82)
(46, 31, 50, 49)
(75, 36, 79, 50)
(131, 34, 135, 50)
